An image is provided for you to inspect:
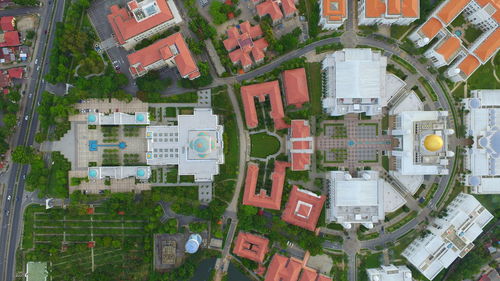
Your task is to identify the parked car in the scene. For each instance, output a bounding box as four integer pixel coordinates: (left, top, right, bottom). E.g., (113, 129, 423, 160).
(24, 115, 29, 121)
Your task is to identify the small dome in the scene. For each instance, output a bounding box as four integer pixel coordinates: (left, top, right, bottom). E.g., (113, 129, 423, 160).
(479, 137, 488, 148)
(490, 131, 500, 155)
(136, 113, 145, 122)
(88, 114, 96, 123)
(424, 134, 444, 152)
(89, 169, 98, 178)
(469, 98, 480, 109)
(469, 176, 480, 186)
(137, 169, 145, 177)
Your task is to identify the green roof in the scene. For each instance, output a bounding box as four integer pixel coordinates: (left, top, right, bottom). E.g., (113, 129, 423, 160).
(26, 262, 47, 281)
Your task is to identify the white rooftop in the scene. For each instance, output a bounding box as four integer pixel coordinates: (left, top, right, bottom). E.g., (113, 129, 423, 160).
(462, 89, 500, 194)
(87, 112, 150, 125)
(367, 264, 412, 281)
(146, 108, 224, 182)
(402, 193, 493, 280)
(88, 166, 151, 180)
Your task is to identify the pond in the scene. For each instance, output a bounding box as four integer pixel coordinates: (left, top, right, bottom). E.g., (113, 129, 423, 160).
(189, 258, 252, 281)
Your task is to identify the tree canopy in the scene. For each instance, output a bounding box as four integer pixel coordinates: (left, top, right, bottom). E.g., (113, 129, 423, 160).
(12, 146, 36, 164)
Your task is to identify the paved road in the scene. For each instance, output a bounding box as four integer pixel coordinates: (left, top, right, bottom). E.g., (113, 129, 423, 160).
(0, 6, 40, 17)
(0, 0, 65, 279)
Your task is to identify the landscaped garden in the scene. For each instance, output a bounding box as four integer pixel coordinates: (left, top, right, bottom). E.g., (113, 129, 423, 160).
(250, 133, 281, 158)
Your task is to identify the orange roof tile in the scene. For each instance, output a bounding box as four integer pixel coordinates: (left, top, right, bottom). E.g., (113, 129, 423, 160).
(419, 17, 443, 40)
(282, 186, 326, 231)
(436, 0, 469, 24)
(435, 36, 461, 62)
(0, 31, 20, 47)
(107, 0, 174, 45)
(365, 0, 386, 17)
(401, 0, 419, 17)
(387, 0, 401, 15)
(127, 33, 199, 79)
(290, 120, 312, 171)
(283, 68, 310, 108)
(0, 16, 14, 31)
(224, 22, 267, 69)
(265, 254, 303, 281)
(257, 0, 283, 21)
(243, 161, 290, 210)
(282, 0, 298, 16)
(7, 67, 23, 79)
(240, 81, 287, 130)
(322, 0, 347, 21)
(458, 55, 481, 77)
(298, 268, 332, 281)
(474, 28, 500, 62)
(233, 232, 269, 263)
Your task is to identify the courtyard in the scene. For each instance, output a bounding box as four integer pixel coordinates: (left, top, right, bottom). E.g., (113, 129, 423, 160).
(316, 114, 392, 173)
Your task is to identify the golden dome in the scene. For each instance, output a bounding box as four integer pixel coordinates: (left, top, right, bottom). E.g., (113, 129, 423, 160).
(423, 134, 444, 152)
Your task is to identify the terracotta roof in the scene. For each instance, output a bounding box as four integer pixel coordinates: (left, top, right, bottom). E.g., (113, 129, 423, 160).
(283, 68, 309, 108)
(401, 0, 419, 17)
(7, 67, 23, 79)
(282, 186, 326, 231)
(458, 54, 480, 77)
(265, 254, 303, 281)
(0, 16, 14, 31)
(224, 21, 267, 69)
(282, 0, 298, 16)
(240, 80, 287, 130)
(387, 0, 401, 15)
(107, 0, 174, 44)
(435, 36, 461, 62)
(299, 267, 332, 281)
(257, 0, 283, 21)
(419, 17, 443, 40)
(290, 120, 312, 171)
(473, 28, 500, 62)
(365, 0, 386, 17)
(322, 0, 347, 21)
(436, 0, 469, 24)
(233, 232, 269, 263)
(243, 161, 290, 210)
(127, 33, 199, 79)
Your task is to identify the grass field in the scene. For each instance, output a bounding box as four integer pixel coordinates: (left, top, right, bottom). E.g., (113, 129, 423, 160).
(392, 55, 417, 74)
(305, 62, 323, 115)
(250, 133, 281, 158)
(468, 53, 500, 90)
(386, 211, 417, 233)
(357, 252, 382, 281)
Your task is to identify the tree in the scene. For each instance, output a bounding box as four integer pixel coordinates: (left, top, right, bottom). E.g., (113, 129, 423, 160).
(209, 1, 228, 25)
(136, 71, 172, 93)
(186, 37, 205, 55)
(180, 62, 213, 89)
(13, 0, 39, 6)
(11, 145, 35, 164)
(2, 113, 17, 130)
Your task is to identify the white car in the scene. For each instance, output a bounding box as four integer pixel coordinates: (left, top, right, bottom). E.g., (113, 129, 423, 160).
(7, 195, 11, 200)
(24, 115, 29, 121)
(34, 59, 38, 65)
(28, 93, 32, 98)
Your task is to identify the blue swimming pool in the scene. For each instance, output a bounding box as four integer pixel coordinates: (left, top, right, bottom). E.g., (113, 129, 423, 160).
(454, 30, 462, 36)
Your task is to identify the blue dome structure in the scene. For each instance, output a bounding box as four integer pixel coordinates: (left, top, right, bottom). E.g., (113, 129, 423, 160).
(88, 114, 97, 123)
(136, 113, 145, 122)
(468, 176, 480, 186)
(469, 98, 481, 109)
(490, 131, 500, 156)
(89, 169, 98, 178)
(185, 234, 202, 254)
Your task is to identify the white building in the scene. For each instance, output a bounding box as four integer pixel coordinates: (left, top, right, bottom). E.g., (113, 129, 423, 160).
(326, 171, 406, 229)
(319, 0, 348, 30)
(87, 112, 150, 125)
(321, 49, 403, 117)
(462, 89, 500, 194)
(408, 0, 499, 82)
(88, 166, 151, 180)
(358, 0, 419, 26)
(146, 108, 224, 182)
(389, 110, 455, 194)
(367, 264, 412, 281)
(402, 193, 493, 280)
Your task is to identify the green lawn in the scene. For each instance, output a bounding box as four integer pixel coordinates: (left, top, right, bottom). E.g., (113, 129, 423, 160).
(451, 83, 466, 101)
(392, 55, 417, 74)
(450, 14, 466, 27)
(357, 252, 382, 281)
(464, 25, 483, 43)
(390, 24, 415, 40)
(305, 62, 323, 115)
(250, 133, 281, 158)
(468, 53, 500, 90)
(381, 155, 389, 172)
(473, 194, 500, 219)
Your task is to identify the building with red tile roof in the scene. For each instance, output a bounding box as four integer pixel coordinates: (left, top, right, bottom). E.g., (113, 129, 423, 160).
(319, 0, 347, 29)
(0, 16, 15, 31)
(0, 31, 20, 47)
(282, 68, 309, 108)
(265, 254, 303, 281)
(127, 32, 200, 80)
(233, 232, 269, 263)
(299, 267, 332, 281)
(288, 120, 313, 171)
(224, 21, 268, 71)
(358, 0, 419, 25)
(107, 0, 182, 50)
(240, 80, 288, 130)
(282, 186, 326, 231)
(409, 0, 500, 82)
(7, 67, 23, 79)
(255, 0, 297, 23)
(243, 161, 290, 210)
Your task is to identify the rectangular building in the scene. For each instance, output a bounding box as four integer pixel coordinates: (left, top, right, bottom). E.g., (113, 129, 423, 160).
(319, 0, 347, 30)
(358, 0, 419, 25)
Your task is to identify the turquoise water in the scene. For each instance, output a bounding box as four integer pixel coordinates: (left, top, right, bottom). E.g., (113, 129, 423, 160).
(189, 259, 252, 281)
(454, 30, 462, 36)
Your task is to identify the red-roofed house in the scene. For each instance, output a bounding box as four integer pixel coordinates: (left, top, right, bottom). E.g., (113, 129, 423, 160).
(0, 16, 15, 31)
(298, 267, 332, 281)
(255, 0, 298, 23)
(7, 67, 23, 79)
(233, 232, 269, 263)
(358, 0, 419, 25)
(243, 161, 290, 210)
(423, 36, 462, 67)
(240, 80, 288, 130)
(127, 32, 200, 80)
(288, 120, 313, 171)
(107, 0, 182, 50)
(282, 68, 309, 108)
(282, 186, 326, 231)
(224, 21, 268, 71)
(265, 254, 303, 281)
(0, 31, 20, 47)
